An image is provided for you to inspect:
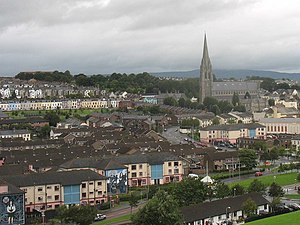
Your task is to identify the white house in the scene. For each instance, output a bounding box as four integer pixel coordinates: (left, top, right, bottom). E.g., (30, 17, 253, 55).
(182, 193, 269, 225)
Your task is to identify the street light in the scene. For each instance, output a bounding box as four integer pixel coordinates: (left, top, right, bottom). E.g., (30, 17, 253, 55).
(233, 188, 236, 197)
(226, 206, 231, 221)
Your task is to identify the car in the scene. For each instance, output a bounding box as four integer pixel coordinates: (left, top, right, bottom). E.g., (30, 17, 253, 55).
(288, 203, 300, 210)
(94, 213, 106, 221)
(255, 171, 263, 177)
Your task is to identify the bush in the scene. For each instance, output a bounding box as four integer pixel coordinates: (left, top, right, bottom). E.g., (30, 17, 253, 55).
(97, 202, 110, 210)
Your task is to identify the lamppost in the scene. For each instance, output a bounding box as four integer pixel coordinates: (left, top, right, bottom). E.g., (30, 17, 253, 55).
(226, 206, 231, 222)
(233, 188, 236, 197)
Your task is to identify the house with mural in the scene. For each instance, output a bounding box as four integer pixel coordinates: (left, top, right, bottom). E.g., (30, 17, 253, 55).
(0, 180, 25, 225)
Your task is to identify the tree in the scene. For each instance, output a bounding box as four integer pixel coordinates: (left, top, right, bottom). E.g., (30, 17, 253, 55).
(171, 178, 207, 206)
(59, 205, 97, 225)
(269, 148, 279, 161)
(131, 190, 183, 225)
(239, 149, 258, 170)
(248, 179, 266, 194)
(212, 117, 220, 125)
(297, 173, 300, 182)
(241, 198, 257, 217)
(163, 97, 178, 106)
(268, 182, 284, 198)
(44, 112, 60, 127)
(129, 191, 140, 214)
(270, 197, 281, 212)
(214, 182, 231, 199)
(37, 125, 51, 138)
(231, 184, 246, 196)
(211, 105, 221, 115)
(232, 92, 240, 107)
(178, 97, 186, 107)
(268, 99, 275, 106)
(203, 97, 218, 110)
(55, 205, 68, 225)
(234, 105, 246, 112)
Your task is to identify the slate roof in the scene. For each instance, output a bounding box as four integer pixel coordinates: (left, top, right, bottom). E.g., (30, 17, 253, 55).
(0, 180, 24, 194)
(1, 170, 106, 187)
(212, 81, 259, 91)
(0, 129, 31, 135)
(60, 158, 127, 170)
(260, 118, 300, 123)
(182, 193, 269, 223)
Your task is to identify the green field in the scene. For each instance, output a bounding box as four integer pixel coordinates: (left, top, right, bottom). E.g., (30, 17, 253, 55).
(229, 172, 298, 188)
(284, 194, 300, 199)
(94, 214, 131, 225)
(246, 211, 300, 225)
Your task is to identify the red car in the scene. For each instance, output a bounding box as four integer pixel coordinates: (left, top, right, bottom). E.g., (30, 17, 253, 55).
(255, 171, 263, 177)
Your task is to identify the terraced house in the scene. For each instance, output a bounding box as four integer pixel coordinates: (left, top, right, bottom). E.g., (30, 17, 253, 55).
(199, 123, 266, 144)
(1, 170, 107, 212)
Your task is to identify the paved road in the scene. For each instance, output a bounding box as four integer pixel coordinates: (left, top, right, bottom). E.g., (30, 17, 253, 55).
(161, 126, 188, 144)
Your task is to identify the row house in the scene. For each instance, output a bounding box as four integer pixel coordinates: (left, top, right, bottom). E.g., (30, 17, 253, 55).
(59, 152, 184, 191)
(0, 129, 31, 141)
(109, 152, 184, 186)
(182, 193, 269, 225)
(0, 98, 121, 111)
(199, 123, 266, 144)
(0, 180, 25, 224)
(228, 111, 253, 124)
(1, 170, 107, 212)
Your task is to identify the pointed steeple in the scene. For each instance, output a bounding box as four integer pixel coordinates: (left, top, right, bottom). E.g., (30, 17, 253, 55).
(201, 33, 211, 66)
(199, 34, 213, 103)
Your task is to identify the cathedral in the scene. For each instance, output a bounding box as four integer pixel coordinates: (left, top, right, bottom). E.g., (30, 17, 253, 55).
(199, 35, 267, 112)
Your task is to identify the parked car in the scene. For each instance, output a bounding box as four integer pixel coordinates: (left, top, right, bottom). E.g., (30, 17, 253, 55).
(288, 203, 300, 210)
(94, 214, 106, 221)
(255, 171, 263, 177)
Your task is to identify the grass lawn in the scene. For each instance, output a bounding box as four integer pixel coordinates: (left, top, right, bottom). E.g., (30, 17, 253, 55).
(284, 194, 300, 199)
(246, 211, 300, 225)
(94, 214, 131, 225)
(229, 172, 298, 188)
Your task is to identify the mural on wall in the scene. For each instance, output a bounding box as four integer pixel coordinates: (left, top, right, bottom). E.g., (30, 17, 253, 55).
(0, 194, 25, 225)
(105, 169, 127, 194)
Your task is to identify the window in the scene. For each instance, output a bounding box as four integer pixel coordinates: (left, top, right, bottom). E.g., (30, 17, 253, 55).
(168, 162, 171, 166)
(174, 162, 179, 166)
(139, 172, 143, 176)
(89, 192, 93, 195)
(47, 196, 52, 200)
(38, 187, 43, 192)
(82, 193, 86, 198)
(25, 198, 27, 203)
(97, 181, 102, 186)
(98, 191, 102, 195)
(132, 172, 137, 178)
(89, 182, 93, 185)
(168, 169, 172, 175)
(54, 185, 59, 191)
(82, 183, 86, 188)
(131, 165, 136, 170)
(139, 164, 143, 169)
(174, 169, 179, 174)
(55, 195, 59, 200)
(47, 186, 52, 190)
(38, 197, 43, 201)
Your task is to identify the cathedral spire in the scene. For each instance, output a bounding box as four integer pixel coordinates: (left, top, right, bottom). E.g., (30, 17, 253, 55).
(199, 34, 213, 103)
(201, 33, 211, 66)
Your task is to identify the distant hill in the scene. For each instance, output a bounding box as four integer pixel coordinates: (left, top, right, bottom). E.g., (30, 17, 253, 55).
(151, 69, 300, 82)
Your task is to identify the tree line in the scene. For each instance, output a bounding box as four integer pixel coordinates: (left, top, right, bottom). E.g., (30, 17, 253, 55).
(15, 71, 199, 98)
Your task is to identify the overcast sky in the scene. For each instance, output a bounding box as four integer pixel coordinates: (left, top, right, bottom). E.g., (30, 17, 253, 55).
(1, 0, 300, 76)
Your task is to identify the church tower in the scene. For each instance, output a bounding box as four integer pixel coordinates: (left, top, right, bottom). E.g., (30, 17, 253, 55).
(199, 34, 213, 103)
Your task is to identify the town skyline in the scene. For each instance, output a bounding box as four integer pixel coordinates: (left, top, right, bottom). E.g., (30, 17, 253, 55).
(1, 0, 300, 76)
